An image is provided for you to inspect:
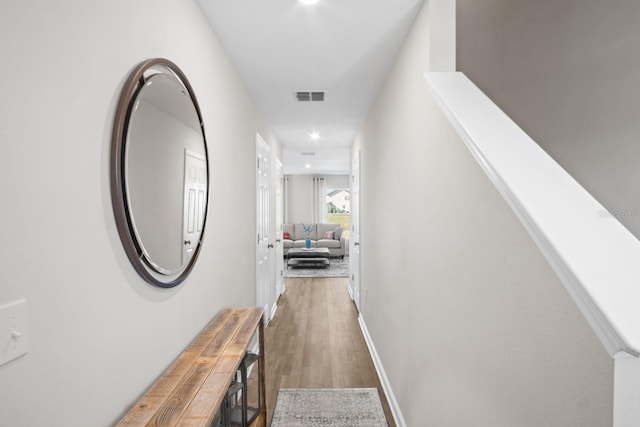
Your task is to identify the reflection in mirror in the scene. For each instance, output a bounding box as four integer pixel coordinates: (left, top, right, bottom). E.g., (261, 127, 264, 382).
(111, 59, 209, 287)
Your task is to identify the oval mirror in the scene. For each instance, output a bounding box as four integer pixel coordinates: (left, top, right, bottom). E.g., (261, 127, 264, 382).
(111, 58, 209, 287)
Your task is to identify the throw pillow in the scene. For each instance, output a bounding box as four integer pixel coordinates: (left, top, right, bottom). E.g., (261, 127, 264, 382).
(322, 231, 334, 240)
(283, 232, 291, 240)
(334, 227, 344, 240)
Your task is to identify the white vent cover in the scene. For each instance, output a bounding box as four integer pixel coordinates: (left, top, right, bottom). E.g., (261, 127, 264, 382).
(301, 152, 316, 156)
(296, 91, 326, 102)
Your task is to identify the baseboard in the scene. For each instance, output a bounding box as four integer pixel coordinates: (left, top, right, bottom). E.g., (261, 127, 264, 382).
(271, 301, 278, 323)
(358, 314, 407, 427)
(245, 335, 262, 379)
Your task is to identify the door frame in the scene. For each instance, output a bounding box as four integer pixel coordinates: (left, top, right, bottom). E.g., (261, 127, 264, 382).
(349, 151, 361, 311)
(256, 133, 273, 324)
(274, 159, 285, 299)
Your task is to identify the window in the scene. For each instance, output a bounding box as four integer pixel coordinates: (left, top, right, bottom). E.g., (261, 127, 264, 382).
(326, 189, 350, 238)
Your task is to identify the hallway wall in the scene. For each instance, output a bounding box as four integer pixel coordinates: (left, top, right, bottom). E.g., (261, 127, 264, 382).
(0, 1, 280, 425)
(457, 0, 640, 240)
(353, 1, 613, 426)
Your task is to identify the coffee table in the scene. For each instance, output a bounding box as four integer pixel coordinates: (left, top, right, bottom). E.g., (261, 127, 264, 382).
(287, 247, 331, 269)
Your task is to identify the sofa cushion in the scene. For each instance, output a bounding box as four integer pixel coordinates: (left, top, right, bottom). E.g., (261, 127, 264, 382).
(317, 239, 341, 249)
(283, 231, 291, 240)
(333, 226, 344, 240)
(283, 224, 294, 238)
(283, 239, 294, 249)
(321, 231, 334, 240)
(316, 223, 337, 237)
(294, 223, 317, 240)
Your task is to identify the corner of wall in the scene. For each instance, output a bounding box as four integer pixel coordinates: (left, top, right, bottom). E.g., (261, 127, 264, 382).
(428, 0, 456, 72)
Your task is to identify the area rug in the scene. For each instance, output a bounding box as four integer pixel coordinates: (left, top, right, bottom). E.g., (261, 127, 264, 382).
(283, 256, 349, 278)
(271, 388, 388, 427)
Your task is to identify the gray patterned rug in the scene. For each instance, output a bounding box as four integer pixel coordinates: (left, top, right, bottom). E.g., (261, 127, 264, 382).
(271, 388, 388, 427)
(283, 256, 349, 278)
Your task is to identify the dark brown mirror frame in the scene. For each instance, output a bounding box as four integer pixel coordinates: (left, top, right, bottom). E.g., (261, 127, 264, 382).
(111, 58, 209, 288)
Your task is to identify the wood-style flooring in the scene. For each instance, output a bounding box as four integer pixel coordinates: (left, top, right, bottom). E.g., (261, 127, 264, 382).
(253, 277, 396, 426)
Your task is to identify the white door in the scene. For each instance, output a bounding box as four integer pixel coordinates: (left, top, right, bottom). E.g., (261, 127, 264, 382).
(274, 159, 285, 299)
(350, 152, 361, 311)
(256, 134, 273, 323)
(183, 150, 207, 264)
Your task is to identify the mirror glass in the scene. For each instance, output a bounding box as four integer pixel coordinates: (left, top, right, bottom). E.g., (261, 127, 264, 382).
(111, 59, 209, 287)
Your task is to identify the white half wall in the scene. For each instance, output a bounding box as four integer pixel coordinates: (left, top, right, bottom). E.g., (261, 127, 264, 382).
(0, 1, 280, 425)
(353, 2, 613, 426)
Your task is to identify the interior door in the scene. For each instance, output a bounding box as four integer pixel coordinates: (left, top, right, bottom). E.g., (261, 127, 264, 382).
(350, 151, 361, 311)
(183, 150, 207, 265)
(256, 134, 273, 323)
(274, 159, 285, 299)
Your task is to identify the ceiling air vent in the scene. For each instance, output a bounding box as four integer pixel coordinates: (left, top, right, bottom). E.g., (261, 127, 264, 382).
(311, 91, 325, 101)
(296, 91, 326, 102)
(301, 152, 316, 156)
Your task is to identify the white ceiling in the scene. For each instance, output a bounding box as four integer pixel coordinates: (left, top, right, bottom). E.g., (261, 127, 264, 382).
(196, 0, 424, 174)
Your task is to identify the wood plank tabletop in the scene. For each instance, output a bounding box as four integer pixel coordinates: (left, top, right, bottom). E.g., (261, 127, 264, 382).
(117, 307, 265, 427)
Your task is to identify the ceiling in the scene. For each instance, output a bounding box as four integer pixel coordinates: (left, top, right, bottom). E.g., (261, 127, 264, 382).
(196, 0, 425, 175)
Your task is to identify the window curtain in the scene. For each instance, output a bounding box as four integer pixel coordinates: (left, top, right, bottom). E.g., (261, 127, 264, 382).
(311, 177, 326, 223)
(283, 176, 290, 224)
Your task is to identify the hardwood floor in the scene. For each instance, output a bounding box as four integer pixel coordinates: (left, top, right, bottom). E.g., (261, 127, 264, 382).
(252, 277, 396, 426)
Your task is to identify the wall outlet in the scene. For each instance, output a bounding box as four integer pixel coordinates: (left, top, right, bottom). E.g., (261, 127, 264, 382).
(0, 299, 28, 367)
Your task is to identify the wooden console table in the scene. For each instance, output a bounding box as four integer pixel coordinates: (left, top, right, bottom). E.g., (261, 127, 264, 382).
(117, 307, 266, 426)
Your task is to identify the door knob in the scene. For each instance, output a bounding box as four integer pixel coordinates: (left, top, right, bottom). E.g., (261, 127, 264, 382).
(268, 243, 274, 248)
(276, 239, 281, 243)
(354, 242, 360, 246)
(184, 240, 191, 245)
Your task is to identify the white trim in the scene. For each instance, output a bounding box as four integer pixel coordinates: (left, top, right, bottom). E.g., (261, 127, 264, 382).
(270, 302, 278, 324)
(614, 354, 640, 427)
(425, 71, 640, 358)
(358, 315, 407, 427)
(244, 339, 261, 382)
(256, 132, 272, 324)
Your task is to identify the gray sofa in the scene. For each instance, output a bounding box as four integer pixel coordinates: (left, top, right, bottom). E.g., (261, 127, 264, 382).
(283, 223, 346, 258)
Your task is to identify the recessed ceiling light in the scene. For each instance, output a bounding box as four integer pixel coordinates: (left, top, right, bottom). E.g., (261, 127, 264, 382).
(305, 163, 312, 168)
(310, 132, 320, 141)
(299, 0, 319, 5)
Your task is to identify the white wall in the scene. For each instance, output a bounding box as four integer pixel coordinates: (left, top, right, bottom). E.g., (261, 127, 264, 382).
(0, 1, 280, 425)
(285, 174, 349, 224)
(457, 0, 640, 240)
(354, 1, 613, 425)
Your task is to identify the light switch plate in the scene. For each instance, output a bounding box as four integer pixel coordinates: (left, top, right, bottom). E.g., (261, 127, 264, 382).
(0, 299, 28, 367)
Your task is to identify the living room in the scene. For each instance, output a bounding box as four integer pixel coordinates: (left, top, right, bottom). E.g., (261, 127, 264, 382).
(282, 170, 352, 277)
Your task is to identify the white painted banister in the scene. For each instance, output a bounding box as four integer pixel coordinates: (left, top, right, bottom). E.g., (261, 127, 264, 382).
(424, 71, 640, 358)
